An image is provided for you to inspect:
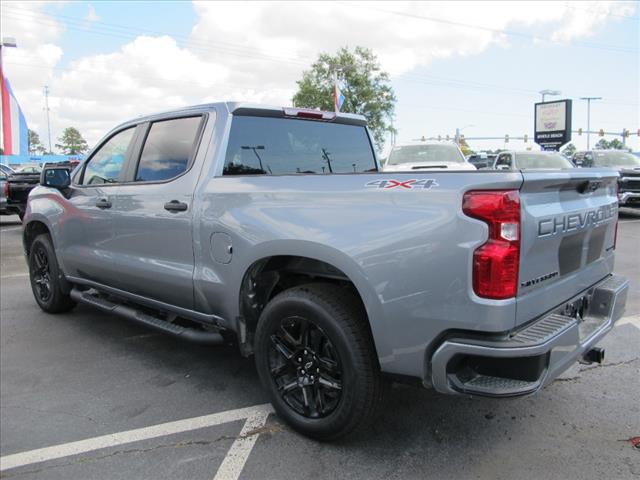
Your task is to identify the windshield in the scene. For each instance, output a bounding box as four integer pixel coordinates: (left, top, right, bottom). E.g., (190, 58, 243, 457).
(223, 116, 377, 175)
(387, 144, 465, 165)
(591, 151, 640, 168)
(516, 153, 574, 169)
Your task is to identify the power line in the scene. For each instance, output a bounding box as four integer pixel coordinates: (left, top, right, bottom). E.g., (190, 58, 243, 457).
(562, 1, 639, 21)
(1, 8, 310, 68)
(4, 6, 638, 102)
(338, 2, 638, 54)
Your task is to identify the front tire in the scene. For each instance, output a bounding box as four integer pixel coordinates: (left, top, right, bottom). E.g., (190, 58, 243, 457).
(29, 234, 75, 313)
(254, 283, 385, 440)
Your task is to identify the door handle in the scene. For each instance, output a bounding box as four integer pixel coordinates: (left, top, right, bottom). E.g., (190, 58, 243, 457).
(164, 200, 188, 212)
(96, 198, 112, 209)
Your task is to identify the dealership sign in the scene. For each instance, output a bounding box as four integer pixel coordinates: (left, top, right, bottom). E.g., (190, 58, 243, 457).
(534, 99, 572, 150)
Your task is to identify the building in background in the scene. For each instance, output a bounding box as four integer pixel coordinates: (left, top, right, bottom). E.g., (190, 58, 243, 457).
(0, 75, 28, 157)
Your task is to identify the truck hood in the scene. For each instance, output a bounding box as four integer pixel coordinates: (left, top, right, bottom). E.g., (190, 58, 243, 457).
(383, 161, 476, 172)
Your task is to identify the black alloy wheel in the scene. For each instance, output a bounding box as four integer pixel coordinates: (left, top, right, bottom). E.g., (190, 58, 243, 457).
(31, 243, 53, 303)
(28, 234, 75, 313)
(255, 283, 387, 440)
(268, 316, 343, 418)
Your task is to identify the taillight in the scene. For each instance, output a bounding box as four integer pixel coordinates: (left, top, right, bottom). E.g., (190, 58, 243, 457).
(463, 190, 521, 299)
(2, 181, 8, 198)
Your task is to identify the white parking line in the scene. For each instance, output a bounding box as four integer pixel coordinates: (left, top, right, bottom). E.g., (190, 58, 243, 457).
(0, 273, 29, 279)
(617, 314, 640, 329)
(0, 226, 22, 232)
(213, 408, 272, 480)
(0, 403, 274, 479)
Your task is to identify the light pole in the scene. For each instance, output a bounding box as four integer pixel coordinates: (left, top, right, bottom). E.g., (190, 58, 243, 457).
(1, 37, 18, 156)
(455, 124, 475, 145)
(580, 97, 602, 150)
(539, 89, 561, 102)
(43, 86, 52, 154)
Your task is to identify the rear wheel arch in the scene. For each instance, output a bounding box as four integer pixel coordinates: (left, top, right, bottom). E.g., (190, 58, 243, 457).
(237, 254, 382, 360)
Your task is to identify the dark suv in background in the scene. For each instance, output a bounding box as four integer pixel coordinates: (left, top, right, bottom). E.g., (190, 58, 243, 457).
(573, 150, 640, 207)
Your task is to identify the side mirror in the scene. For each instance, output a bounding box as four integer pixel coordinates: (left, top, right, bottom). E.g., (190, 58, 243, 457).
(497, 164, 511, 170)
(41, 166, 71, 190)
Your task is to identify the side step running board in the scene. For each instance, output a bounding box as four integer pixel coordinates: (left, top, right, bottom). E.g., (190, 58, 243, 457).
(70, 289, 225, 345)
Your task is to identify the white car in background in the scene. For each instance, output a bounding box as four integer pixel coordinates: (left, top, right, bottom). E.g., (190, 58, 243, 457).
(383, 141, 476, 171)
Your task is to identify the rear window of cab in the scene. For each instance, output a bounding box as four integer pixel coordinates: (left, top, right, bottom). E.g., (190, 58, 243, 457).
(223, 116, 377, 175)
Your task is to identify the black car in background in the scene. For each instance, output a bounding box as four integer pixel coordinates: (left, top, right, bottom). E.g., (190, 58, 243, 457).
(573, 150, 640, 208)
(466, 153, 496, 169)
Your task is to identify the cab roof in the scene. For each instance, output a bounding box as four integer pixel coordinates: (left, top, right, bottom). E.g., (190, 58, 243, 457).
(115, 102, 367, 129)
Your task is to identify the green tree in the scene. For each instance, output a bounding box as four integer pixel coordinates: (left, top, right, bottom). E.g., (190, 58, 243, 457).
(55, 127, 89, 155)
(595, 138, 629, 151)
(561, 143, 576, 158)
(292, 46, 396, 150)
(459, 138, 474, 156)
(28, 129, 47, 155)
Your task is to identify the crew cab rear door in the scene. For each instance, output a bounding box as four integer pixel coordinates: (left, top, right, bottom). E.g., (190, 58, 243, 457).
(109, 114, 209, 310)
(516, 168, 619, 327)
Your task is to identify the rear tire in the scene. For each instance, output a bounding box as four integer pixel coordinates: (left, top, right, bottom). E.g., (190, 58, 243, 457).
(29, 234, 75, 313)
(254, 283, 385, 440)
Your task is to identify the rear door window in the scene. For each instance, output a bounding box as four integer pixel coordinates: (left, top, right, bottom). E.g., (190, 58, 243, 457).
(135, 116, 203, 182)
(223, 116, 376, 175)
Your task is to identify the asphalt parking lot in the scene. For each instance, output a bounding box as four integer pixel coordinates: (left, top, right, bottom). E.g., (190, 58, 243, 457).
(1, 211, 639, 480)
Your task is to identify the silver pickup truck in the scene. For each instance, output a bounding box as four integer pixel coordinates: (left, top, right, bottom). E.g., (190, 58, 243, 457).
(23, 103, 628, 440)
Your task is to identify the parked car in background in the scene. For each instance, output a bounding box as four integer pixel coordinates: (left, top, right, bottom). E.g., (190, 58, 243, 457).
(0, 170, 8, 215)
(6, 169, 43, 220)
(492, 151, 575, 170)
(383, 141, 476, 171)
(17, 165, 42, 174)
(574, 150, 640, 207)
(466, 152, 496, 169)
(1, 164, 16, 216)
(0, 164, 15, 176)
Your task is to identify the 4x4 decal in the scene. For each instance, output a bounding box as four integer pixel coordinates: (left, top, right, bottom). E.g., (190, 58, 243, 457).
(365, 179, 439, 190)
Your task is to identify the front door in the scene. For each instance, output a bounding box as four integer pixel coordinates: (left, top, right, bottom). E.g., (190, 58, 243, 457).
(109, 115, 207, 310)
(58, 126, 137, 286)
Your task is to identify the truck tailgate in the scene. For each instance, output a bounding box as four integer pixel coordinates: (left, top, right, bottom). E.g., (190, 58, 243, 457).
(516, 168, 619, 327)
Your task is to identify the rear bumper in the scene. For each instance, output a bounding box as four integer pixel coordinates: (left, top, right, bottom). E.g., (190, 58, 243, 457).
(430, 274, 628, 397)
(618, 191, 640, 206)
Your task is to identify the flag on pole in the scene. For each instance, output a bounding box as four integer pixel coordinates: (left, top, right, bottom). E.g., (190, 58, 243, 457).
(1, 71, 28, 155)
(334, 81, 345, 112)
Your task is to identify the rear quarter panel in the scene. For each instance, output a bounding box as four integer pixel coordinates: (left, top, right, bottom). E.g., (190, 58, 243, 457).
(193, 171, 523, 378)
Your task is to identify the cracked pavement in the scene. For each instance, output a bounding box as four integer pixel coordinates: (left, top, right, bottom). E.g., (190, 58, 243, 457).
(1, 211, 639, 479)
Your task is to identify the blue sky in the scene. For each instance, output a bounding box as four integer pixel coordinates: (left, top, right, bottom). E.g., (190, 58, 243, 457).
(2, 1, 638, 152)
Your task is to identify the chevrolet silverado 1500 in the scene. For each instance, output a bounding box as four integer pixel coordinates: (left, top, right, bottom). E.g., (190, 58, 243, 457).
(23, 103, 628, 439)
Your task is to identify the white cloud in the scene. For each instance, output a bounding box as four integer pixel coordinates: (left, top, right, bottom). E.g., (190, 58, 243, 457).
(0, 0, 636, 148)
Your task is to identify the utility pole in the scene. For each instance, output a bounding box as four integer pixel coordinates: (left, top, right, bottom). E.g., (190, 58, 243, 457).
(580, 97, 602, 150)
(455, 125, 474, 145)
(43, 85, 52, 154)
